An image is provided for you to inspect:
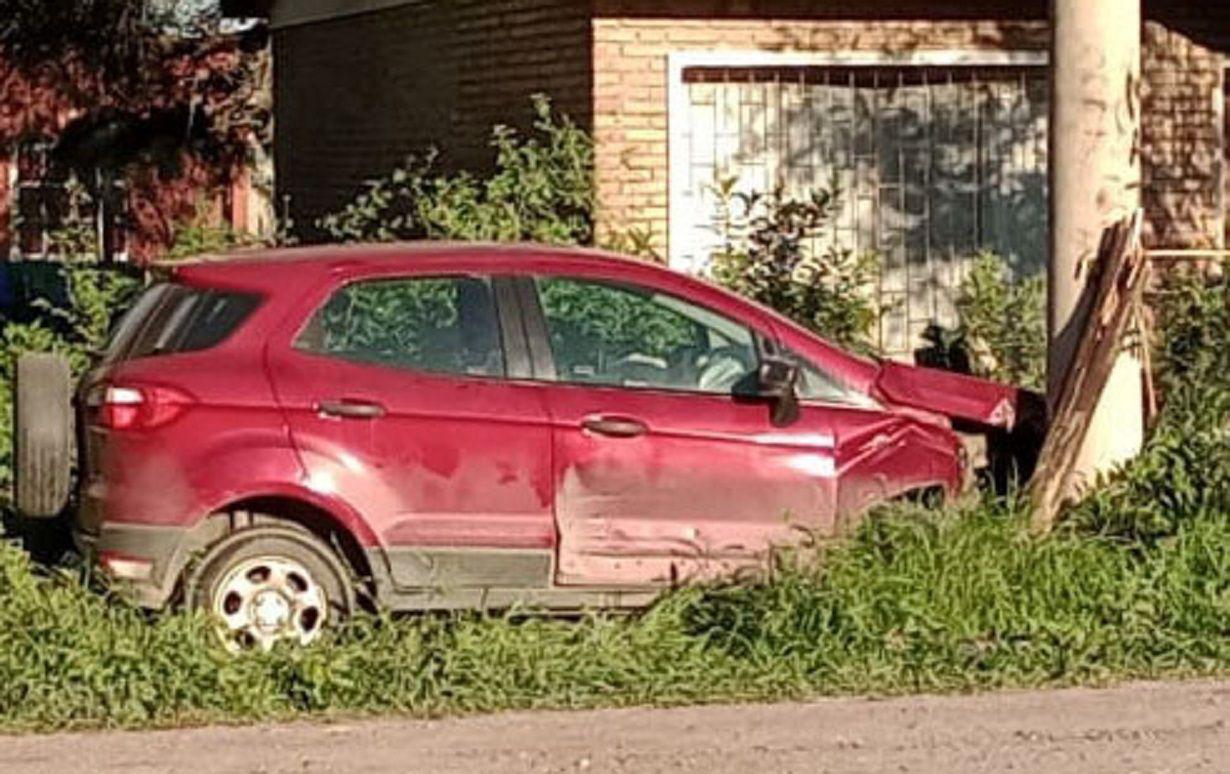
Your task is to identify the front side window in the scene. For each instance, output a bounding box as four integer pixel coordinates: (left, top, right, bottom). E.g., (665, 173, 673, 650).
(296, 276, 504, 378)
(783, 347, 872, 407)
(536, 276, 758, 394)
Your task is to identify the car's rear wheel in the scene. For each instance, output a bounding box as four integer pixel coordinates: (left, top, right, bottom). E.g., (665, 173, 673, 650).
(13, 353, 74, 519)
(190, 525, 354, 651)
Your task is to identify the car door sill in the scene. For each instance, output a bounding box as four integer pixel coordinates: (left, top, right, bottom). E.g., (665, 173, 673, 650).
(383, 547, 554, 590)
(376, 547, 667, 612)
(381, 584, 663, 613)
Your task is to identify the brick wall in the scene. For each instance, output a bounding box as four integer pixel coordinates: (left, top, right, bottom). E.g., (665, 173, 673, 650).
(1141, 22, 1225, 249)
(274, 0, 591, 234)
(590, 4, 1228, 257)
(588, 5, 1049, 256)
(270, 1, 1228, 254)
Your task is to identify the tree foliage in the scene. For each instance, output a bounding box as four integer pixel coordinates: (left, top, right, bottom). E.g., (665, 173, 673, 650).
(318, 96, 594, 246)
(0, 0, 226, 75)
(0, 0, 267, 169)
(0, 1, 147, 70)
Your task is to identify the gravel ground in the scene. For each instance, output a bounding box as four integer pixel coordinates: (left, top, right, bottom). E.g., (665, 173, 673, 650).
(3, 680, 1229, 773)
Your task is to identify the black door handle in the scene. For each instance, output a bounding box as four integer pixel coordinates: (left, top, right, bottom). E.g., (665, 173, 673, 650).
(581, 415, 648, 438)
(317, 399, 386, 419)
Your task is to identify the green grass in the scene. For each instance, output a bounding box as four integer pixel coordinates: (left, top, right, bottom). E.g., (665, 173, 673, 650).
(0, 495, 1227, 733)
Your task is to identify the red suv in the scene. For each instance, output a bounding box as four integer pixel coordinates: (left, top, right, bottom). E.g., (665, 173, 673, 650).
(12, 243, 1038, 649)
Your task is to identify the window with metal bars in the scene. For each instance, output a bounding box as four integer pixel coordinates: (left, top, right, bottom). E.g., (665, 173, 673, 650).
(674, 64, 1048, 355)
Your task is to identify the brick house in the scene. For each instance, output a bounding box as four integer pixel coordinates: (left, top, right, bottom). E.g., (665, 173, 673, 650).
(225, 0, 1228, 354)
(0, 32, 274, 264)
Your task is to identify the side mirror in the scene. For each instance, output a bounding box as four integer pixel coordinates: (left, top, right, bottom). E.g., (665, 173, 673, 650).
(758, 356, 800, 426)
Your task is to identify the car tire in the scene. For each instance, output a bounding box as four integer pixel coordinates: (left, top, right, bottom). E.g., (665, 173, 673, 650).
(190, 525, 355, 651)
(13, 353, 74, 519)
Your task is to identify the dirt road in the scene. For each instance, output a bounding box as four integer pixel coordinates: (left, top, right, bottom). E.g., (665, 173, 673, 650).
(3, 680, 1228, 773)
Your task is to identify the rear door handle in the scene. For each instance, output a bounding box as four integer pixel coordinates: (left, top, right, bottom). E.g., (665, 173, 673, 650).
(581, 414, 648, 438)
(317, 399, 386, 419)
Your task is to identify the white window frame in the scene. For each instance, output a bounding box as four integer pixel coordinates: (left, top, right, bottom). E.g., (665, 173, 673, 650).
(666, 48, 1051, 271)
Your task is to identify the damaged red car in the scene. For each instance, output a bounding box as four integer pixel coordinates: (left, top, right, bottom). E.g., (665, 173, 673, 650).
(12, 244, 1040, 648)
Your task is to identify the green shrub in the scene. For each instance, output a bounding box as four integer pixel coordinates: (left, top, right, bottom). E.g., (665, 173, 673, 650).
(709, 183, 881, 354)
(1068, 273, 1229, 542)
(318, 95, 594, 246)
(599, 226, 662, 261)
(165, 202, 268, 261)
(954, 253, 1047, 389)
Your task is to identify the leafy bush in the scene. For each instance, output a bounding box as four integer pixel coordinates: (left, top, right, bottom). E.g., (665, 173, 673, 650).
(709, 184, 881, 354)
(1068, 273, 1229, 542)
(165, 202, 268, 261)
(954, 253, 1047, 389)
(318, 95, 594, 246)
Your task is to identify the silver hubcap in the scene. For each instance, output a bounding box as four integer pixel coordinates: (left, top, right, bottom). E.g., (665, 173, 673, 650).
(212, 556, 329, 651)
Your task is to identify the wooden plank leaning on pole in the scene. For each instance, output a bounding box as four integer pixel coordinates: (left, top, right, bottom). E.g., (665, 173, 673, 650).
(1030, 211, 1150, 532)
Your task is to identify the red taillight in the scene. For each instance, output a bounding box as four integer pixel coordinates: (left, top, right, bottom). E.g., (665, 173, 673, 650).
(90, 384, 195, 430)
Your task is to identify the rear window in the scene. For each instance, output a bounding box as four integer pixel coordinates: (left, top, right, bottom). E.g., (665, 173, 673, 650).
(103, 282, 261, 364)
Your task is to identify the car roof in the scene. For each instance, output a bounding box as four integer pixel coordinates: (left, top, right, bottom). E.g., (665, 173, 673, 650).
(166, 241, 712, 297)
(168, 241, 645, 274)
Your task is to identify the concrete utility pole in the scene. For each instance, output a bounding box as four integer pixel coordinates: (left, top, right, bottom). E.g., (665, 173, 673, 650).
(1047, 0, 1145, 494)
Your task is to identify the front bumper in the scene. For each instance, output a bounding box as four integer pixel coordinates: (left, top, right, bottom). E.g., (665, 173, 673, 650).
(74, 521, 190, 609)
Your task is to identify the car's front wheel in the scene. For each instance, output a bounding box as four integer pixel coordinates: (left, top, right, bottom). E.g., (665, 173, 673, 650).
(190, 525, 354, 651)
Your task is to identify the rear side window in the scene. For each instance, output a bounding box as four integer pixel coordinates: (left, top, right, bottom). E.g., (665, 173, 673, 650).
(103, 283, 261, 364)
(294, 276, 505, 378)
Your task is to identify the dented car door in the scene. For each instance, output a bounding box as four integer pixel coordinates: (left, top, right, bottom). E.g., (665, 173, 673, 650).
(525, 275, 843, 587)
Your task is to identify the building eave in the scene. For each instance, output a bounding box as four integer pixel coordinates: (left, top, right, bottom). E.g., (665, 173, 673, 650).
(220, 0, 419, 29)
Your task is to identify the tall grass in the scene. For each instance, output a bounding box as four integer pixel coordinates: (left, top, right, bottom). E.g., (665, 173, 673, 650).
(0, 496, 1227, 732)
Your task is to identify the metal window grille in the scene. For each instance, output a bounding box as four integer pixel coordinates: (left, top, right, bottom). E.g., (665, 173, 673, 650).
(677, 65, 1049, 355)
